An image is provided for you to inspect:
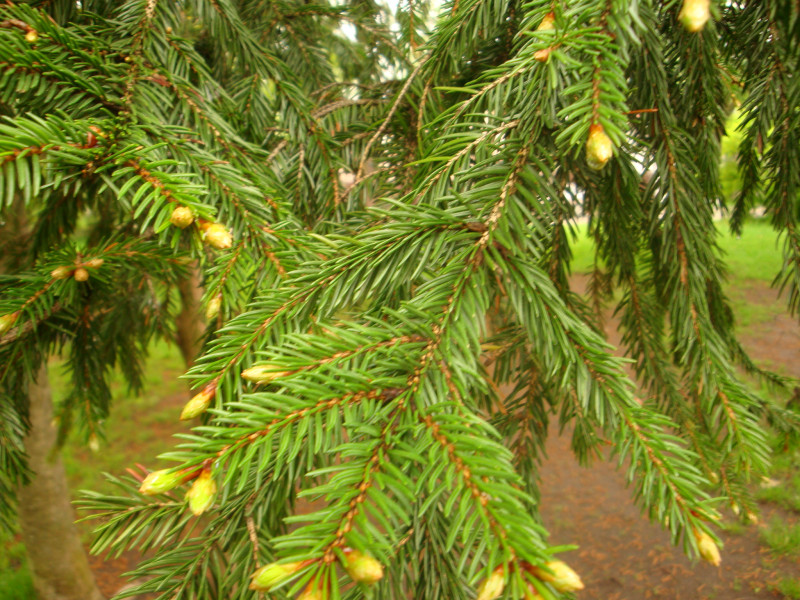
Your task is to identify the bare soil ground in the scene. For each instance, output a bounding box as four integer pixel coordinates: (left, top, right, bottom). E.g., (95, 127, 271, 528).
(536, 278, 800, 599)
(84, 387, 192, 598)
(539, 434, 798, 600)
(87, 279, 800, 599)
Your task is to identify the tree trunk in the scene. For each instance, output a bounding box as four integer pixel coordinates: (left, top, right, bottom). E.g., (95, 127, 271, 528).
(175, 262, 205, 369)
(16, 365, 105, 600)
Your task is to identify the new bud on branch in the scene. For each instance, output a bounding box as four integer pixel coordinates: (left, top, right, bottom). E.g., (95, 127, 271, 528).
(180, 385, 216, 420)
(51, 266, 72, 279)
(344, 551, 383, 585)
(170, 206, 195, 229)
(586, 124, 613, 170)
(185, 469, 216, 516)
(476, 567, 505, 600)
(0, 312, 18, 336)
(679, 0, 711, 32)
(205, 295, 222, 321)
(202, 223, 232, 249)
(534, 11, 555, 62)
(694, 529, 721, 566)
(241, 365, 293, 384)
(249, 561, 304, 591)
(532, 560, 584, 592)
(73, 268, 89, 282)
(139, 469, 184, 495)
(537, 11, 555, 31)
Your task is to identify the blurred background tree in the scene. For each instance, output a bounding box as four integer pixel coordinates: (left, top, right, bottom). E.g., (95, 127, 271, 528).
(1, 1, 799, 599)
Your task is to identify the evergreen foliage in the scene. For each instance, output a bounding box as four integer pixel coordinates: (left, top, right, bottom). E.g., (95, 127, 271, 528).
(1, 0, 799, 598)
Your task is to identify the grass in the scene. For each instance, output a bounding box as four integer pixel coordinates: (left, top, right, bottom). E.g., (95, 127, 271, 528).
(0, 531, 31, 600)
(569, 217, 783, 281)
(718, 519, 748, 536)
(776, 576, 800, 600)
(716, 218, 784, 284)
(760, 517, 800, 557)
(0, 339, 187, 599)
(716, 220, 789, 332)
(758, 476, 800, 513)
(53, 339, 187, 499)
(0, 570, 32, 600)
(569, 218, 791, 338)
(566, 222, 595, 274)
(757, 449, 800, 513)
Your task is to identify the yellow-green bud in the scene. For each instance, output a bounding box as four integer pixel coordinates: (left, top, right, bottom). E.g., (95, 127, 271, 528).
(85, 258, 104, 269)
(185, 469, 216, 516)
(344, 551, 383, 585)
(203, 223, 232, 250)
(694, 529, 721, 566)
(74, 268, 89, 282)
(476, 567, 505, 600)
(241, 365, 293, 384)
(51, 266, 72, 279)
(180, 386, 215, 420)
(533, 560, 584, 592)
(586, 124, 613, 170)
(537, 11, 555, 31)
(533, 12, 555, 62)
(679, 0, 711, 32)
(25, 30, 39, 43)
(0, 312, 18, 336)
(170, 206, 195, 229)
(205, 295, 222, 321)
(139, 469, 183, 495)
(249, 561, 304, 591)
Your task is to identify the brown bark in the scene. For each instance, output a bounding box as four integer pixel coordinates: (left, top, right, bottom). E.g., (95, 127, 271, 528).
(175, 262, 205, 369)
(16, 365, 104, 600)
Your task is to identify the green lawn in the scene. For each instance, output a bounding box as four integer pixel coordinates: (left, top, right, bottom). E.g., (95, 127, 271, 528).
(0, 531, 31, 600)
(570, 216, 783, 284)
(760, 517, 800, 557)
(0, 339, 188, 598)
(717, 219, 784, 283)
(53, 339, 188, 498)
(570, 217, 788, 333)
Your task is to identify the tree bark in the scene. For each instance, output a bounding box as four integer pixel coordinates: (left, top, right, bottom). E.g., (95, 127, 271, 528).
(16, 365, 105, 600)
(175, 262, 205, 369)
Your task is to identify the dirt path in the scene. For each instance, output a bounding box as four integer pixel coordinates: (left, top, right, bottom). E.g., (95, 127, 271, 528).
(535, 278, 800, 599)
(539, 432, 796, 599)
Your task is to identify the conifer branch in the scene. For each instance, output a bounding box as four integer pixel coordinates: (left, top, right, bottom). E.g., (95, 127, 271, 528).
(2, 1, 797, 596)
(356, 60, 427, 183)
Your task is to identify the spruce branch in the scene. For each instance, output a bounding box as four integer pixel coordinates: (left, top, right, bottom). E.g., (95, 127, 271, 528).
(2, 1, 797, 597)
